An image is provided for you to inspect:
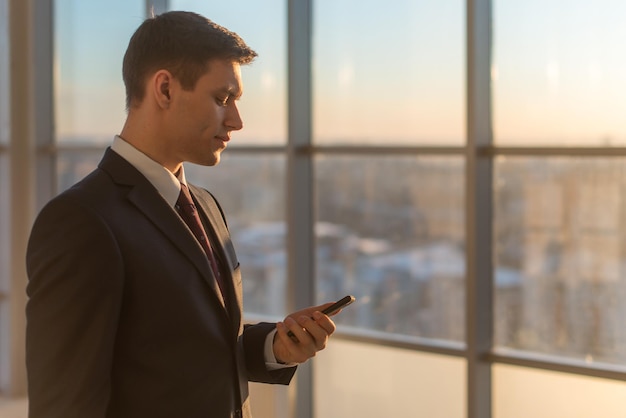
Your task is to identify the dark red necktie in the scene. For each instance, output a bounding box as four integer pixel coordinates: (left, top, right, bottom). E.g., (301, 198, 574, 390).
(176, 184, 226, 299)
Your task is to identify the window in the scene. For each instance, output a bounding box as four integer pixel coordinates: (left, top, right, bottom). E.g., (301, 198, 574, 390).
(314, 155, 465, 340)
(312, 1, 466, 417)
(495, 158, 626, 364)
(313, 0, 465, 340)
(9, 1, 626, 417)
(493, 0, 626, 366)
(493, 0, 626, 146)
(313, 0, 464, 146)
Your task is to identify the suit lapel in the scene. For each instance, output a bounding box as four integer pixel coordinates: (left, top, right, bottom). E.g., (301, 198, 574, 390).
(98, 149, 228, 312)
(189, 184, 242, 327)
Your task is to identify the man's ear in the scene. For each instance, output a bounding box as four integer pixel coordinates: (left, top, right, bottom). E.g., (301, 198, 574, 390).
(152, 70, 173, 109)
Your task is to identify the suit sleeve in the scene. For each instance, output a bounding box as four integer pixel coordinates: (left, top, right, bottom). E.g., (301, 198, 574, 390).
(242, 322, 297, 384)
(26, 195, 124, 418)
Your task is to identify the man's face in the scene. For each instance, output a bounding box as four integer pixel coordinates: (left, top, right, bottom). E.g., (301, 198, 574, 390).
(167, 59, 244, 167)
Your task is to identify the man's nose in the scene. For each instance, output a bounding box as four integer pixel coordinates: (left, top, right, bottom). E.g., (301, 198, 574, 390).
(226, 103, 243, 131)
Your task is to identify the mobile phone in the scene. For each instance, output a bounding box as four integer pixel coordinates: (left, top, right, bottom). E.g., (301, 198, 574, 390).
(321, 295, 356, 316)
(285, 295, 356, 341)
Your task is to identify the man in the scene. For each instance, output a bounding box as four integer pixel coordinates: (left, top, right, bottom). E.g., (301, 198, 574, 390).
(26, 11, 336, 418)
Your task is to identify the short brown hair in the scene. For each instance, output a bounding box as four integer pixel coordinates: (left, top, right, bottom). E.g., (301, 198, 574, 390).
(122, 11, 257, 109)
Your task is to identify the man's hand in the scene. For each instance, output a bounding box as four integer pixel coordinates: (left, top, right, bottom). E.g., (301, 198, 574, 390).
(273, 303, 337, 364)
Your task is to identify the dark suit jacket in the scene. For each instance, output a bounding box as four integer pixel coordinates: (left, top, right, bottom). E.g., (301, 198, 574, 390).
(25, 148, 295, 418)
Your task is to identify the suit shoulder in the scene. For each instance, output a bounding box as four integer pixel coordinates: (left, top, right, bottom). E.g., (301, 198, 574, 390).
(35, 168, 123, 222)
(64, 163, 129, 197)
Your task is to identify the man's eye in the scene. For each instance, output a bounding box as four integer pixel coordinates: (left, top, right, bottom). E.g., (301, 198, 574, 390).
(216, 96, 229, 106)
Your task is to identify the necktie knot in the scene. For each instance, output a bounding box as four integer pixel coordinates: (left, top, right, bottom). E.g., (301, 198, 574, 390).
(177, 183, 194, 206)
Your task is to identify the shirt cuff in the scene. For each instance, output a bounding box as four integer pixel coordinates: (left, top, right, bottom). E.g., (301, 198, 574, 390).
(264, 329, 297, 370)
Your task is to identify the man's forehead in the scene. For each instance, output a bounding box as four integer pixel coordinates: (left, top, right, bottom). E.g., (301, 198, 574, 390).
(203, 60, 243, 95)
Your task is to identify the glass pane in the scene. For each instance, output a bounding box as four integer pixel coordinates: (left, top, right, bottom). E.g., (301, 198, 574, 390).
(494, 364, 626, 418)
(57, 150, 103, 193)
(493, 1, 626, 145)
(313, 0, 464, 145)
(495, 157, 626, 364)
(315, 155, 465, 341)
(185, 153, 286, 316)
(54, 0, 144, 145)
(314, 339, 466, 418)
(170, 0, 287, 146)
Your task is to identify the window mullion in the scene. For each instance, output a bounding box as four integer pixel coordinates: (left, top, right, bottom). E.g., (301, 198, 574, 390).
(286, 0, 314, 417)
(466, 0, 494, 417)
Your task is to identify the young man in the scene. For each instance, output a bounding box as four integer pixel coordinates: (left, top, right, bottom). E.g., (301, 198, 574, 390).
(26, 11, 336, 418)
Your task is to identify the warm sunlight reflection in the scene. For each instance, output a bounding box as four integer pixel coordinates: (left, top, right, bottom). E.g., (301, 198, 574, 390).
(494, 365, 626, 418)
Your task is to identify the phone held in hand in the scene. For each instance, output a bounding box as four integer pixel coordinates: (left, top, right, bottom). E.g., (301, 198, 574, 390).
(285, 295, 356, 341)
(321, 295, 356, 316)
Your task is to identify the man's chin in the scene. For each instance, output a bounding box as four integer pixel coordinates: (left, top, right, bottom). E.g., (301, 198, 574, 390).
(190, 153, 221, 167)
(211, 153, 222, 166)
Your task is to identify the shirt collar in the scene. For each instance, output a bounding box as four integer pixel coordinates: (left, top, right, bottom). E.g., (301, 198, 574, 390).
(110, 135, 185, 207)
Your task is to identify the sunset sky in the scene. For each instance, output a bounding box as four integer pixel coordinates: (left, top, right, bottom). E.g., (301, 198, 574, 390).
(53, 0, 626, 146)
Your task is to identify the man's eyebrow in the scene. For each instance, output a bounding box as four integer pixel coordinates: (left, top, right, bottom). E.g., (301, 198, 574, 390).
(216, 86, 242, 99)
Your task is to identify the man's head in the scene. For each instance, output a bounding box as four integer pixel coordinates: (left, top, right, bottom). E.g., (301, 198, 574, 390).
(122, 11, 257, 110)
(120, 11, 257, 170)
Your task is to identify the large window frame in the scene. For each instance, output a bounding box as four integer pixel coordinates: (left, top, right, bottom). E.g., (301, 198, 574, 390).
(289, 2, 626, 418)
(4, 0, 626, 417)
